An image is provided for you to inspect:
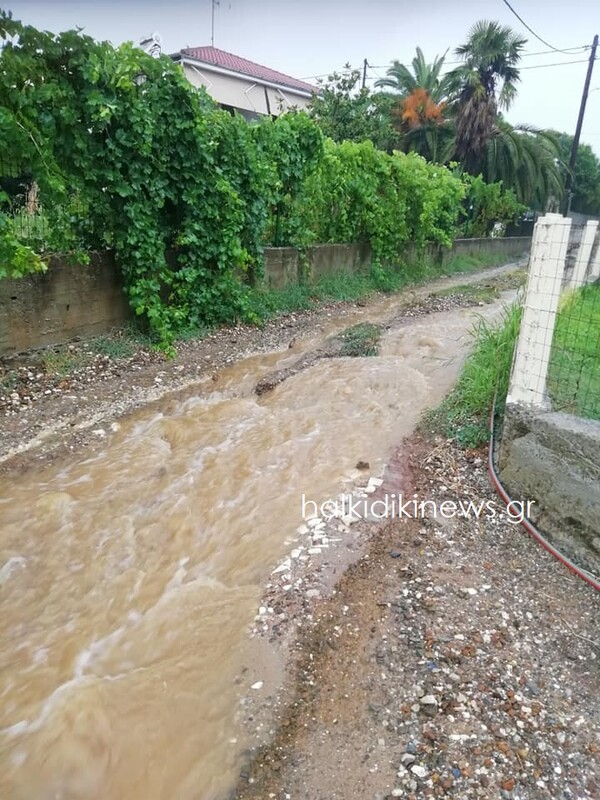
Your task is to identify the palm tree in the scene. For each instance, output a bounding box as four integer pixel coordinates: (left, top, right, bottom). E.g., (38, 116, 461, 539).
(449, 20, 527, 173)
(375, 48, 454, 162)
(375, 47, 452, 103)
(484, 122, 564, 207)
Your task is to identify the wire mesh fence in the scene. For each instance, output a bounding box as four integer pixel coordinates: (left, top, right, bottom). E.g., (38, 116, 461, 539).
(547, 281, 600, 420)
(508, 214, 600, 422)
(1, 159, 51, 251)
(0, 158, 92, 253)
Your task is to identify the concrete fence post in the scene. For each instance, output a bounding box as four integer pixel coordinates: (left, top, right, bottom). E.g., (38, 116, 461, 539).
(507, 213, 572, 409)
(571, 220, 599, 287)
(589, 230, 600, 283)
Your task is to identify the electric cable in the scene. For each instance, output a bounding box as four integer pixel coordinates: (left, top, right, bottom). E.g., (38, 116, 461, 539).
(500, 0, 584, 54)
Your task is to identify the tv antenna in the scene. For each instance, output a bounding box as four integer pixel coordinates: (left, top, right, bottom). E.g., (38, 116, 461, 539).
(211, 0, 219, 47)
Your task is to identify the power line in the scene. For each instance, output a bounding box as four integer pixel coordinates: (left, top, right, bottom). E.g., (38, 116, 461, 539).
(302, 49, 594, 83)
(500, 0, 581, 54)
(369, 45, 588, 69)
(301, 66, 357, 81)
(300, 44, 590, 81)
(519, 57, 597, 70)
(516, 45, 589, 57)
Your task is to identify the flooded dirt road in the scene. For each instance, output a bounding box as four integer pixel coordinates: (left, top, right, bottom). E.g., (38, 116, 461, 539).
(0, 289, 515, 799)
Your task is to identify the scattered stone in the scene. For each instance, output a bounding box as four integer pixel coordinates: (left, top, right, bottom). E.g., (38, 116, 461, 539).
(401, 753, 416, 768)
(411, 764, 428, 779)
(419, 695, 438, 716)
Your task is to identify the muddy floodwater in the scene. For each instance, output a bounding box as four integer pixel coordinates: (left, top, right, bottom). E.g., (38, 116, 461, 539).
(0, 296, 512, 799)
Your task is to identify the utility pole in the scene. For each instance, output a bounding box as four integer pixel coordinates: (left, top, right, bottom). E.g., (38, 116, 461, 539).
(564, 34, 598, 215)
(362, 58, 368, 90)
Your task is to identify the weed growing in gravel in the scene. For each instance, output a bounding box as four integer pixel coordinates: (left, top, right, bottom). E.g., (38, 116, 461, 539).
(0, 371, 18, 394)
(89, 335, 135, 360)
(337, 323, 381, 357)
(425, 303, 522, 447)
(42, 351, 86, 378)
(434, 283, 499, 304)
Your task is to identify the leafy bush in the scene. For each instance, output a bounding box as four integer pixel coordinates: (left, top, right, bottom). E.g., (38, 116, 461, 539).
(299, 140, 464, 264)
(0, 14, 476, 347)
(459, 174, 525, 238)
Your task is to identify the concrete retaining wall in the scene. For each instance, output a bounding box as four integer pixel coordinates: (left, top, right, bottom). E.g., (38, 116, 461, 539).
(0, 251, 129, 355)
(263, 242, 373, 289)
(263, 237, 531, 289)
(447, 236, 531, 262)
(1, 236, 531, 355)
(499, 402, 600, 574)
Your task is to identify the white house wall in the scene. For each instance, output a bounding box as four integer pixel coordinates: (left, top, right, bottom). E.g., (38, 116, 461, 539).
(182, 63, 311, 116)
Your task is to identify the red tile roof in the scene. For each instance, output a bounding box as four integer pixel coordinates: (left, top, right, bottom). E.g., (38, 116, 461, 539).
(179, 46, 316, 95)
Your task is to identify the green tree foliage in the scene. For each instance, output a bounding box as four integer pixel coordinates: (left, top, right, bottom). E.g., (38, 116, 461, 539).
(374, 49, 455, 165)
(367, 27, 564, 208)
(554, 132, 600, 215)
(308, 67, 397, 151)
(1, 15, 472, 346)
(459, 173, 525, 237)
(483, 123, 563, 207)
(0, 14, 324, 343)
(299, 141, 465, 263)
(253, 112, 324, 246)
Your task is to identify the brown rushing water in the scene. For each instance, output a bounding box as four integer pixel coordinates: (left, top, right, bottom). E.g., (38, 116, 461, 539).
(0, 297, 512, 800)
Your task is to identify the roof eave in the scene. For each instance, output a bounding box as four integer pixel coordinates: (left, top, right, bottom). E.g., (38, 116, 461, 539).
(175, 53, 315, 99)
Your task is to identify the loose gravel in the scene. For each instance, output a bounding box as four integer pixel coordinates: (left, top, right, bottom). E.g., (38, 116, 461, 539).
(234, 435, 600, 800)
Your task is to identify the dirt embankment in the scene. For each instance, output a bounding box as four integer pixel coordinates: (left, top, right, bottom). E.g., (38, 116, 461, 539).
(233, 436, 600, 800)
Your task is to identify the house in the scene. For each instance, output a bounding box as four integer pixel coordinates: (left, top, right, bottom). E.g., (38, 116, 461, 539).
(171, 46, 316, 120)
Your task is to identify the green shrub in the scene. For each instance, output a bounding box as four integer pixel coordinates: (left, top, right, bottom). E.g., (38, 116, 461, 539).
(426, 303, 522, 447)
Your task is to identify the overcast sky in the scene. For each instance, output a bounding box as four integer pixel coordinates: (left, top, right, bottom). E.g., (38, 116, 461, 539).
(5, 0, 600, 156)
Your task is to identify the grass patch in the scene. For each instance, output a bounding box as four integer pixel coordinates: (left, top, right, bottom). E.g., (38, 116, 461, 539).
(43, 350, 87, 378)
(547, 284, 600, 420)
(425, 303, 522, 448)
(39, 325, 154, 379)
(245, 250, 520, 324)
(440, 250, 516, 276)
(88, 334, 136, 359)
(336, 323, 381, 357)
(434, 283, 500, 304)
(0, 371, 18, 394)
(432, 269, 526, 306)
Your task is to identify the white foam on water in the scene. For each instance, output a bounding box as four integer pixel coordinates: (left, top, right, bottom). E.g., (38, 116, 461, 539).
(0, 556, 26, 585)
